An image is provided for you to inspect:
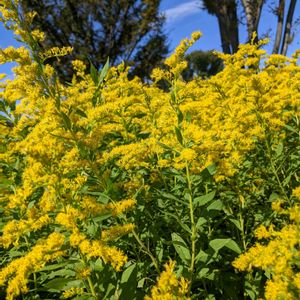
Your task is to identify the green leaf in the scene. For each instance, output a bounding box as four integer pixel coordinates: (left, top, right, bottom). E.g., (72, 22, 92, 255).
(27, 200, 36, 209)
(209, 239, 228, 252)
(245, 289, 257, 300)
(225, 240, 242, 254)
(175, 126, 183, 145)
(157, 141, 174, 152)
(269, 192, 280, 202)
(170, 90, 176, 103)
(119, 263, 137, 299)
(197, 267, 210, 279)
(89, 59, 98, 85)
(103, 283, 116, 299)
(39, 262, 70, 272)
(228, 218, 242, 231)
(209, 238, 241, 254)
(43, 278, 74, 291)
(75, 108, 87, 118)
(99, 58, 110, 84)
(164, 211, 191, 234)
(195, 250, 208, 263)
(60, 111, 71, 130)
(48, 269, 76, 279)
(275, 142, 283, 158)
(0, 101, 6, 112)
(177, 109, 184, 125)
(207, 199, 223, 211)
(205, 294, 216, 300)
(200, 163, 216, 180)
(160, 192, 186, 205)
(194, 191, 216, 207)
(171, 233, 191, 265)
(121, 263, 136, 284)
(283, 172, 292, 186)
(73, 296, 94, 300)
(196, 217, 207, 230)
(0, 115, 11, 123)
(138, 278, 145, 288)
(284, 124, 298, 133)
(9, 249, 25, 258)
(156, 242, 164, 263)
(186, 112, 192, 123)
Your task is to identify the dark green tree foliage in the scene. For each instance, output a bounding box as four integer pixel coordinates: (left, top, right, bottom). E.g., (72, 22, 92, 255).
(20, 0, 168, 81)
(182, 50, 223, 81)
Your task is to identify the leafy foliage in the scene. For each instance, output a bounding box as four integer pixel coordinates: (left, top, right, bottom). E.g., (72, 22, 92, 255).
(19, 0, 168, 81)
(1, 1, 300, 299)
(182, 50, 223, 81)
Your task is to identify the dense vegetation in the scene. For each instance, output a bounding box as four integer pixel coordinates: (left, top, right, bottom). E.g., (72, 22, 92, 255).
(1, 1, 300, 299)
(20, 0, 168, 81)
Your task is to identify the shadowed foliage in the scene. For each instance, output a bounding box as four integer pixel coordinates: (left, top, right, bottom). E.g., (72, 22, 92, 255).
(20, 0, 168, 81)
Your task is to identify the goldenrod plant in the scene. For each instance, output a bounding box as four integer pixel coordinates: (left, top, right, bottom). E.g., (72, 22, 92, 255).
(0, 0, 300, 299)
(233, 187, 300, 300)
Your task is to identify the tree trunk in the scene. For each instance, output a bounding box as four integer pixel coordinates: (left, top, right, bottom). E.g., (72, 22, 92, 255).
(272, 0, 285, 54)
(216, 1, 239, 54)
(217, 13, 232, 54)
(228, 2, 240, 52)
(241, 0, 264, 43)
(280, 0, 297, 55)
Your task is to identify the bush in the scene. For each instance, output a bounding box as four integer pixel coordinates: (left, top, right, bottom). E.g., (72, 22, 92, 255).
(1, 1, 300, 299)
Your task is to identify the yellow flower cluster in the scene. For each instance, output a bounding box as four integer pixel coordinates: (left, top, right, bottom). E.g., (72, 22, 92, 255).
(62, 287, 85, 299)
(69, 229, 128, 271)
(1, 1, 300, 298)
(0, 232, 65, 300)
(0, 4, 139, 299)
(0, 213, 51, 248)
(39, 46, 73, 61)
(145, 260, 190, 300)
(101, 223, 135, 241)
(233, 187, 300, 300)
(0, 0, 44, 44)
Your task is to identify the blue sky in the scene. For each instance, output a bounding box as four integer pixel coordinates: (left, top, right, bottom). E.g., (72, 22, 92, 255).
(161, 0, 300, 55)
(1, 0, 300, 75)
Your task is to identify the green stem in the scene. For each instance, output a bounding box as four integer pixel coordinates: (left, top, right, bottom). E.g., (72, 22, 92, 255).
(131, 229, 161, 274)
(239, 211, 247, 251)
(265, 139, 289, 203)
(87, 276, 99, 300)
(33, 272, 37, 291)
(186, 163, 196, 292)
(23, 236, 38, 292)
(79, 254, 99, 299)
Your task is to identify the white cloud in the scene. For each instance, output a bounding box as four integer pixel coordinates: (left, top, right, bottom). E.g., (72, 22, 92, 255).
(163, 0, 203, 23)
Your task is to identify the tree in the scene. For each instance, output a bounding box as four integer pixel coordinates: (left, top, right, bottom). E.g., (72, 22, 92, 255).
(182, 50, 223, 81)
(279, 0, 297, 55)
(20, 0, 168, 81)
(240, 0, 264, 43)
(202, 0, 239, 54)
(202, 0, 298, 55)
(272, 0, 285, 53)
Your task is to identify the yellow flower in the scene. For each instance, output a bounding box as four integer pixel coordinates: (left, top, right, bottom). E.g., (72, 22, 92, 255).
(180, 148, 197, 162)
(0, 232, 65, 300)
(271, 200, 284, 213)
(101, 223, 135, 241)
(145, 260, 190, 300)
(233, 201, 300, 300)
(293, 186, 300, 199)
(255, 225, 272, 240)
(63, 287, 85, 299)
(76, 267, 91, 279)
(111, 199, 136, 216)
